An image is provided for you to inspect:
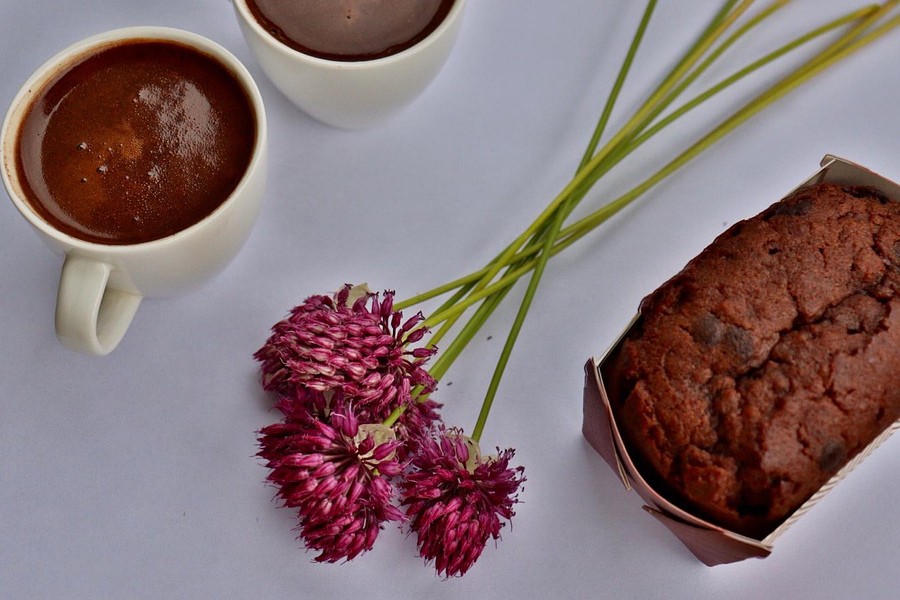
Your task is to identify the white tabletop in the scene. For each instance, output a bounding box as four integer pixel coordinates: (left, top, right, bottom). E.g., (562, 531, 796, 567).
(3, 1, 900, 598)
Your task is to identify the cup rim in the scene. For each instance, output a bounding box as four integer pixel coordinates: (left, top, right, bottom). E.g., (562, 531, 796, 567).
(0, 26, 268, 254)
(232, 0, 467, 69)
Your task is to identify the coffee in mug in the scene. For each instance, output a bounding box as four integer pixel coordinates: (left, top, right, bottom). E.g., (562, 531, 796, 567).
(233, 0, 466, 129)
(2, 28, 267, 356)
(15, 39, 257, 245)
(244, 0, 456, 61)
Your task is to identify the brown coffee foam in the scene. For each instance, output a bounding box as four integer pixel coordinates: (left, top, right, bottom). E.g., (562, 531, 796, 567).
(582, 155, 900, 566)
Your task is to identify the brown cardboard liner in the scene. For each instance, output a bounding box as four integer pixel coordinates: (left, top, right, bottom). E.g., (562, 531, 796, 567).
(582, 155, 900, 566)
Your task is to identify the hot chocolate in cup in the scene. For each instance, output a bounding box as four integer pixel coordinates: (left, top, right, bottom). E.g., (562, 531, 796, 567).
(1, 27, 268, 356)
(232, 0, 467, 129)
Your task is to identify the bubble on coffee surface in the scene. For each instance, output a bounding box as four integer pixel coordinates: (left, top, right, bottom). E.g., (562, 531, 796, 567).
(137, 81, 218, 168)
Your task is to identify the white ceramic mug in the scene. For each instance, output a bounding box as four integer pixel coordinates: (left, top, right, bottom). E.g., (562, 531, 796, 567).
(1, 27, 268, 356)
(232, 0, 466, 129)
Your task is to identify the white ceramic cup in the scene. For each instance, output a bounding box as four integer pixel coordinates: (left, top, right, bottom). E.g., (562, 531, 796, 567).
(232, 0, 466, 129)
(1, 27, 268, 356)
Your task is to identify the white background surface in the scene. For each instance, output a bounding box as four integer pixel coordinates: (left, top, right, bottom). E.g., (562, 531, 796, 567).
(2, 1, 900, 598)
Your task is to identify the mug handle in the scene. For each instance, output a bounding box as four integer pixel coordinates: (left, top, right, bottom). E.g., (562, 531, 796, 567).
(55, 254, 142, 356)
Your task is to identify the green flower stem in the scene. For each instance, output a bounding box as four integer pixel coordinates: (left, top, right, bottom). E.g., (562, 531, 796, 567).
(401, 3, 879, 326)
(571, 0, 756, 165)
(404, 0, 754, 323)
(826, 0, 898, 53)
(391, 0, 662, 426)
(382, 406, 402, 429)
(406, 253, 508, 350)
(469, 0, 666, 442)
(656, 0, 741, 92)
(424, 281, 478, 347)
(623, 0, 795, 150)
(429, 284, 513, 383)
(446, 5, 900, 397)
(551, 2, 879, 228)
(416, 5, 878, 323)
(409, 200, 574, 345)
(398, 240, 548, 425)
(382, 283, 513, 429)
(384, 3, 900, 432)
(527, 1, 872, 248)
(394, 219, 552, 312)
(627, 5, 880, 150)
(470, 197, 567, 442)
(426, 262, 512, 349)
(558, 6, 900, 247)
(467, 3, 898, 440)
(390, 0, 662, 433)
(580, 0, 658, 170)
(522, 1, 898, 304)
(393, 0, 727, 312)
(406, 0, 664, 359)
(602, 0, 753, 149)
(399, 0, 753, 313)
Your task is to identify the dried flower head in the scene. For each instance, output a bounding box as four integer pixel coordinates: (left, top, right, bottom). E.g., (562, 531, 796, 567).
(258, 405, 405, 563)
(255, 284, 437, 417)
(400, 430, 525, 577)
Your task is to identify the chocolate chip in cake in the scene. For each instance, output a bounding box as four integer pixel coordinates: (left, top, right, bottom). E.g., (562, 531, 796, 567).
(818, 441, 847, 473)
(724, 326, 754, 359)
(764, 196, 812, 219)
(692, 313, 726, 346)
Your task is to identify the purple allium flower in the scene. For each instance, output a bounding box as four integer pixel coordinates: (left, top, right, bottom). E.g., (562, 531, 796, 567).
(258, 405, 405, 563)
(400, 430, 526, 578)
(255, 285, 437, 417)
(392, 397, 443, 460)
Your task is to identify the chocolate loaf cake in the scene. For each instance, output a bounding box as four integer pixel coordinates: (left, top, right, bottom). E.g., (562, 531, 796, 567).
(610, 183, 900, 538)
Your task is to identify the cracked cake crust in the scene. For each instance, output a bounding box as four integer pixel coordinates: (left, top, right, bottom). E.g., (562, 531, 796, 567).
(611, 183, 900, 538)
